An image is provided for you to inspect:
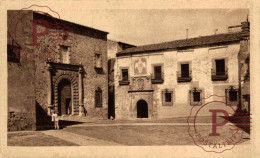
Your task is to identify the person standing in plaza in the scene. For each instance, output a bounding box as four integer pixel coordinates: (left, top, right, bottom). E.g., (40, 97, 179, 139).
(51, 109, 60, 130)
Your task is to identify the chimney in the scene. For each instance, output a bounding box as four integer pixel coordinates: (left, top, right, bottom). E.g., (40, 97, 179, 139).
(186, 29, 188, 39)
(241, 20, 250, 39)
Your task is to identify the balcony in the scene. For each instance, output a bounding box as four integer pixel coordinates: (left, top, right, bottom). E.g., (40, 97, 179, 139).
(211, 68, 228, 81)
(119, 76, 130, 85)
(119, 80, 130, 85)
(177, 71, 192, 83)
(151, 73, 164, 84)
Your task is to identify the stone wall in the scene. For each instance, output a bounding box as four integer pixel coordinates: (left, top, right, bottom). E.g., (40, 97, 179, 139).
(7, 10, 109, 132)
(115, 85, 131, 119)
(7, 10, 36, 131)
(33, 13, 108, 119)
(107, 40, 119, 59)
(115, 43, 240, 119)
(239, 22, 250, 113)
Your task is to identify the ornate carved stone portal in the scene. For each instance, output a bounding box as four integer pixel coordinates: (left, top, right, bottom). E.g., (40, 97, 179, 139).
(128, 76, 154, 118)
(47, 62, 84, 116)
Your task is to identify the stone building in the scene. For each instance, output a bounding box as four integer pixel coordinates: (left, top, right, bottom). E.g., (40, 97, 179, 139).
(239, 21, 250, 113)
(107, 40, 135, 118)
(8, 10, 109, 130)
(114, 23, 249, 119)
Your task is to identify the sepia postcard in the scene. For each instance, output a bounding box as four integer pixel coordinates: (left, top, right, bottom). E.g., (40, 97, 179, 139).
(0, 0, 259, 157)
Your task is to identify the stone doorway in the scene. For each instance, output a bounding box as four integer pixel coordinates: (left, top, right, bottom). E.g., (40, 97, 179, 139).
(58, 79, 72, 116)
(137, 100, 148, 118)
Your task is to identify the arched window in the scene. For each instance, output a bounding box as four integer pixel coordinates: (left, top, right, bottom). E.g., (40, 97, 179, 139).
(95, 87, 102, 108)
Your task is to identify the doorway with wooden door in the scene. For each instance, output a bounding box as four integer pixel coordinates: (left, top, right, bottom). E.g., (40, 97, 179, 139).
(58, 79, 72, 116)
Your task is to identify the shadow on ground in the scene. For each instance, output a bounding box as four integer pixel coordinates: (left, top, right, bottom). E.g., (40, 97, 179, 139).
(36, 120, 84, 131)
(59, 120, 85, 129)
(36, 102, 84, 130)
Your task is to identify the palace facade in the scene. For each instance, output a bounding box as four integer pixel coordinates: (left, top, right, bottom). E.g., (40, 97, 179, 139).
(114, 22, 250, 119)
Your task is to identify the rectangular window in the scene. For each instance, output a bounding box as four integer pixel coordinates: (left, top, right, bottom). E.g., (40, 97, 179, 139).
(162, 90, 174, 106)
(229, 90, 238, 101)
(122, 69, 129, 81)
(152, 64, 164, 84)
(193, 92, 201, 102)
(154, 66, 162, 80)
(190, 88, 203, 106)
(60, 46, 69, 64)
(95, 54, 102, 68)
(215, 59, 225, 76)
(181, 64, 189, 78)
(165, 93, 172, 102)
(95, 88, 102, 107)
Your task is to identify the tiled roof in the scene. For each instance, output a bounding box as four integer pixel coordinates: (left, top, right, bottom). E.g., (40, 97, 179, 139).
(117, 32, 241, 56)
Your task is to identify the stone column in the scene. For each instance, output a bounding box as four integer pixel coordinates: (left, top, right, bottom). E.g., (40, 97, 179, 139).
(78, 66, 84, 116)
(47, 62, 53, 116)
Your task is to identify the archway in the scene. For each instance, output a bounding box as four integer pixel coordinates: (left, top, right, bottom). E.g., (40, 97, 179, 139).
(137, 100, 148, 118)
(58, 79, 72, 116)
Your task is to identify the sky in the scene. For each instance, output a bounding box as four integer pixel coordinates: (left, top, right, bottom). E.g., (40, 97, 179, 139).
(30, 6, 249, 46)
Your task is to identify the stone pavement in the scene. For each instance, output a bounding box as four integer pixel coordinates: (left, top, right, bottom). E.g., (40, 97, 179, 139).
(59, 115, 227, 124)
(36, 116, 250, 146)
(41, 130, 122, 146)
(64, 122, 238, 127)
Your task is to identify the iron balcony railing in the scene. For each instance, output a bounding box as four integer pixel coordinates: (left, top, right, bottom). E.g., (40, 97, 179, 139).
(118, 75, 130, 85)
(151, 72, 164, 84)
(211, 68, 228, 81)
(177, 70, 192, 83)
